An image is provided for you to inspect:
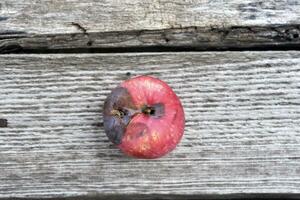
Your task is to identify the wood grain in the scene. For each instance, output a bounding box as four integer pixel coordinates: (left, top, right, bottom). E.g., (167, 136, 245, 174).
(0, 0, 300, 51)
(1, 52, 300, 198)
(1, 0, 300, 33)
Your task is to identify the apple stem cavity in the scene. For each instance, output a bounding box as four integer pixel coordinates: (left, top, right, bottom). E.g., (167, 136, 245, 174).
(141, 103, 164, 118)
(110, 107, 140, 122)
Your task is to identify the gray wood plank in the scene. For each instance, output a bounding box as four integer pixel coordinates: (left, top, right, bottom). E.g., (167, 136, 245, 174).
(0, 0, 300, 51)
(0, 52, 300, 198)
(1, 0, 300, 33)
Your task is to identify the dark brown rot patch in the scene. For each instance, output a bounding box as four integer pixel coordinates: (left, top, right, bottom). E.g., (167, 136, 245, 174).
(103, 87, 165, 145)
(103, 87, 137, 144)
(0, 119, 8, 128)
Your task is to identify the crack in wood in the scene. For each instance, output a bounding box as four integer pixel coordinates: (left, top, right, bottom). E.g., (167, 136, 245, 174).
(71, 22, 88, 35)
(71, 22, 93, 46)
(0, 42, 23, 53)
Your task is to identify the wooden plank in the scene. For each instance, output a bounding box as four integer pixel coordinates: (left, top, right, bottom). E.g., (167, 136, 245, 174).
(1, 0, 300, 33)
(0, 52, 300, 198)
(0, 0, 300, 51)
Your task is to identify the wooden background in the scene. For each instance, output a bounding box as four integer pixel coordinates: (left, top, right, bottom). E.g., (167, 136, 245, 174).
(1, 1, 300, 199)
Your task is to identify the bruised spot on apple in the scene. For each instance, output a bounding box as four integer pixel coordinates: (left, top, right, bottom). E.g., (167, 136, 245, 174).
(103, 75, 185, 159)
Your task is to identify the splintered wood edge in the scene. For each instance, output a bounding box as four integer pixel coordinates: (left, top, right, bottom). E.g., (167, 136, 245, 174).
(0, 25, 300, 53)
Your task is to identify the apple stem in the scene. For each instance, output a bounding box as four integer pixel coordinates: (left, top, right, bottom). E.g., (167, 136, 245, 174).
(142, 104, 164, 118)
(142, 107, 153, 115)
(141, 105, 157, 116)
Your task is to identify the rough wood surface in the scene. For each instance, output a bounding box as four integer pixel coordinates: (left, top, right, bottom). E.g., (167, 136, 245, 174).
(0, 0, 300, 51)
(1, 0, 300, 33)
(1, 52, 300, 198)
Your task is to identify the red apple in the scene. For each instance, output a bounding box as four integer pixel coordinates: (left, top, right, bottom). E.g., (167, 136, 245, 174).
(103, 75, 185, 159)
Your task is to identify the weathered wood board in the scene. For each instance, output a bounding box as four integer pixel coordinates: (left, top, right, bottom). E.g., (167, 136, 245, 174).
(0, 0, 300, 51)
(1, 0, 300, 33)
(1, 52, 300, 198)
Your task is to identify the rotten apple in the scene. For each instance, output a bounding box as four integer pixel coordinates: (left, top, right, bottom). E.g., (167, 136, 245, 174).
(103, 75, 185, 159)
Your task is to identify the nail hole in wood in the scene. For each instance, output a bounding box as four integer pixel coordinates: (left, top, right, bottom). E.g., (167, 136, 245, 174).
(293, 33, 299, 39)
(0, 119, 8, 128)
(87, 41, 93, 46)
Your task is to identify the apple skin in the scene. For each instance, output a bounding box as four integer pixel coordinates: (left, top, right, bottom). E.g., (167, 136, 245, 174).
(103, 75, 185, 159)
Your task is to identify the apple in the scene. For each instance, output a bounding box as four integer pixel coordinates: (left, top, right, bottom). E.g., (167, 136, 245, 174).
(103, 75, 185, 159)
